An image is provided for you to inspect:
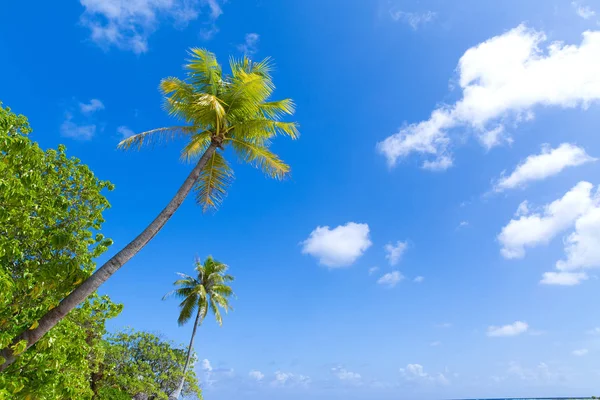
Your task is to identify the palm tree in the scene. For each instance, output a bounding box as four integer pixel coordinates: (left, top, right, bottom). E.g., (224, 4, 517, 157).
(165, 256, 234, 400)
(0, 49, 298, 371)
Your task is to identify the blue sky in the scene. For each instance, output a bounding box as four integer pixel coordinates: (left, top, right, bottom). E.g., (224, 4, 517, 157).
(2, 0, 600, 398)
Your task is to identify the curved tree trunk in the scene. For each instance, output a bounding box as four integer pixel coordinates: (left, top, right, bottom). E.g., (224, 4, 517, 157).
(0, 144, 218, 372)
(169, 309, 202, 400)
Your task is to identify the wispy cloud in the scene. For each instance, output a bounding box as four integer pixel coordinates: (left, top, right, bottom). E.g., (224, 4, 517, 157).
(384, 241, 408, 266)
(572, 1, 596, 19)
(60, 98, 105, 140)
(572, 348, 589, 356)
(237, 33, 260, 55)
(399, 364, 449, 385)
(117, 125, 135, 139)
(377, 271, 404, 288)
(79, 0, 225, 54)
(79, 98, 105, 114)
(389, 9, 437, 30)
(487, 321, 529, 337)
(60, 114, 97, 140)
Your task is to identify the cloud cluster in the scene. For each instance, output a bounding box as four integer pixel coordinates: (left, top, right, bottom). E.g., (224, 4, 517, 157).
(271, 371, 311, 388)
(377, 25, 600, 169)
(331, 366, 361, 383)
(79, 0, 224, 54)
(498, 181, 600, 285)
(399, 364, 449, 385)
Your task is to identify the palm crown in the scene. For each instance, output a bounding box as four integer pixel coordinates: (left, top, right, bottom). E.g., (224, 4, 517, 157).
(166, 256, 234, 327)
(118, 48, 299, 211)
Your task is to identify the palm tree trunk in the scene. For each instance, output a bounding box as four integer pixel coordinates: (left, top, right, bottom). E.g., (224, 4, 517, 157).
(169, 309, 202, 400)
(0, 144, 218, 372)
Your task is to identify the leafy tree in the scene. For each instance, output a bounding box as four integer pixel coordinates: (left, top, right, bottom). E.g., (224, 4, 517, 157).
(1, 49, 298, 368)
(97, 330, 202, 400)
(0, 294, 122, 399)
(0, 103, 114, 370)
(164, 256, 234, 399)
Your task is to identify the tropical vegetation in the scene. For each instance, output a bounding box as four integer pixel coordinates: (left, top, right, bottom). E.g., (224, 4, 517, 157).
(0, 48, 297, 370)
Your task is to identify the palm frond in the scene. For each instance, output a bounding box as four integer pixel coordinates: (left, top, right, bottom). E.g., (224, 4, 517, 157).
(186, 48, 222, 94)
(259, 99, 296, 120)
(117, 126, 196, 151)
(209, 298, 223, 326)
(224, 57, 274, 117)
(160, 77, 198, 122)
(194, 150, 234, 212)
(231, 119, 299, 140)
(228, 137, 290, 179)
(180, 131, 212, 163)
(178, 295, 198, 326)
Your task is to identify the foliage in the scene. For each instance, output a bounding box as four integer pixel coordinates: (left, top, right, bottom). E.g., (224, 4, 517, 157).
(0, 102, 114, 359)
(166, 256, 235, 327)
(118, 48, 299, 211)
(98, 330, 202, 400)
(0, 295, 122, 399)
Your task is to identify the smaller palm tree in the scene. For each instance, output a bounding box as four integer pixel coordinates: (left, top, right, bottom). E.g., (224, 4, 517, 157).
(164, 256, 234, 400)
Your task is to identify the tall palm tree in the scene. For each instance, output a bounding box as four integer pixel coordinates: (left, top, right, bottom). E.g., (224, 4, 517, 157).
(165, 256, 234, 400)
(0, 49, 298, 371)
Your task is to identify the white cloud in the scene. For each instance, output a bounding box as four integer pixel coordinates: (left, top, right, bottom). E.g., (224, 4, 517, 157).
(399, 364, 449, 385)
(202, 359, 213, 372)
(435, 322, 452, 328)
(117, 125, 135, 139)
(201, 359, 235, 387)
(507, 361, 563, 382)
(498, 181, 596, 259)
(368, 266, 380, 275)
(572, 348, 589, 356)
(572, 1, 596, 19)
(237, 33, 260, 55)
(500, 181, 600, 284)
(540, 271, 588, 286)
(60, 113, 97, 140)
(79, 98, 105, 114)
(377, 25, 600, 168)
(414, 276, 425, 283)
(79, 0, 223, 54)
(515, 200, 530, 217)
(422, 154, 453, 171)
(457, 221, 469, 230)
(249, 370, 265, 381)
(389, 9, 436, 30)
(301, 222, 372, 267)
(384, 241, 408, 266)
(271, 371, 310, 387)
(556, 205, 600, 272)
(494, 143, 595, 192)
(377, 271, 404, 288)
(331, 367, 361, 383)
(430, 341, 441, 347)
(487, 321, 529, 337)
